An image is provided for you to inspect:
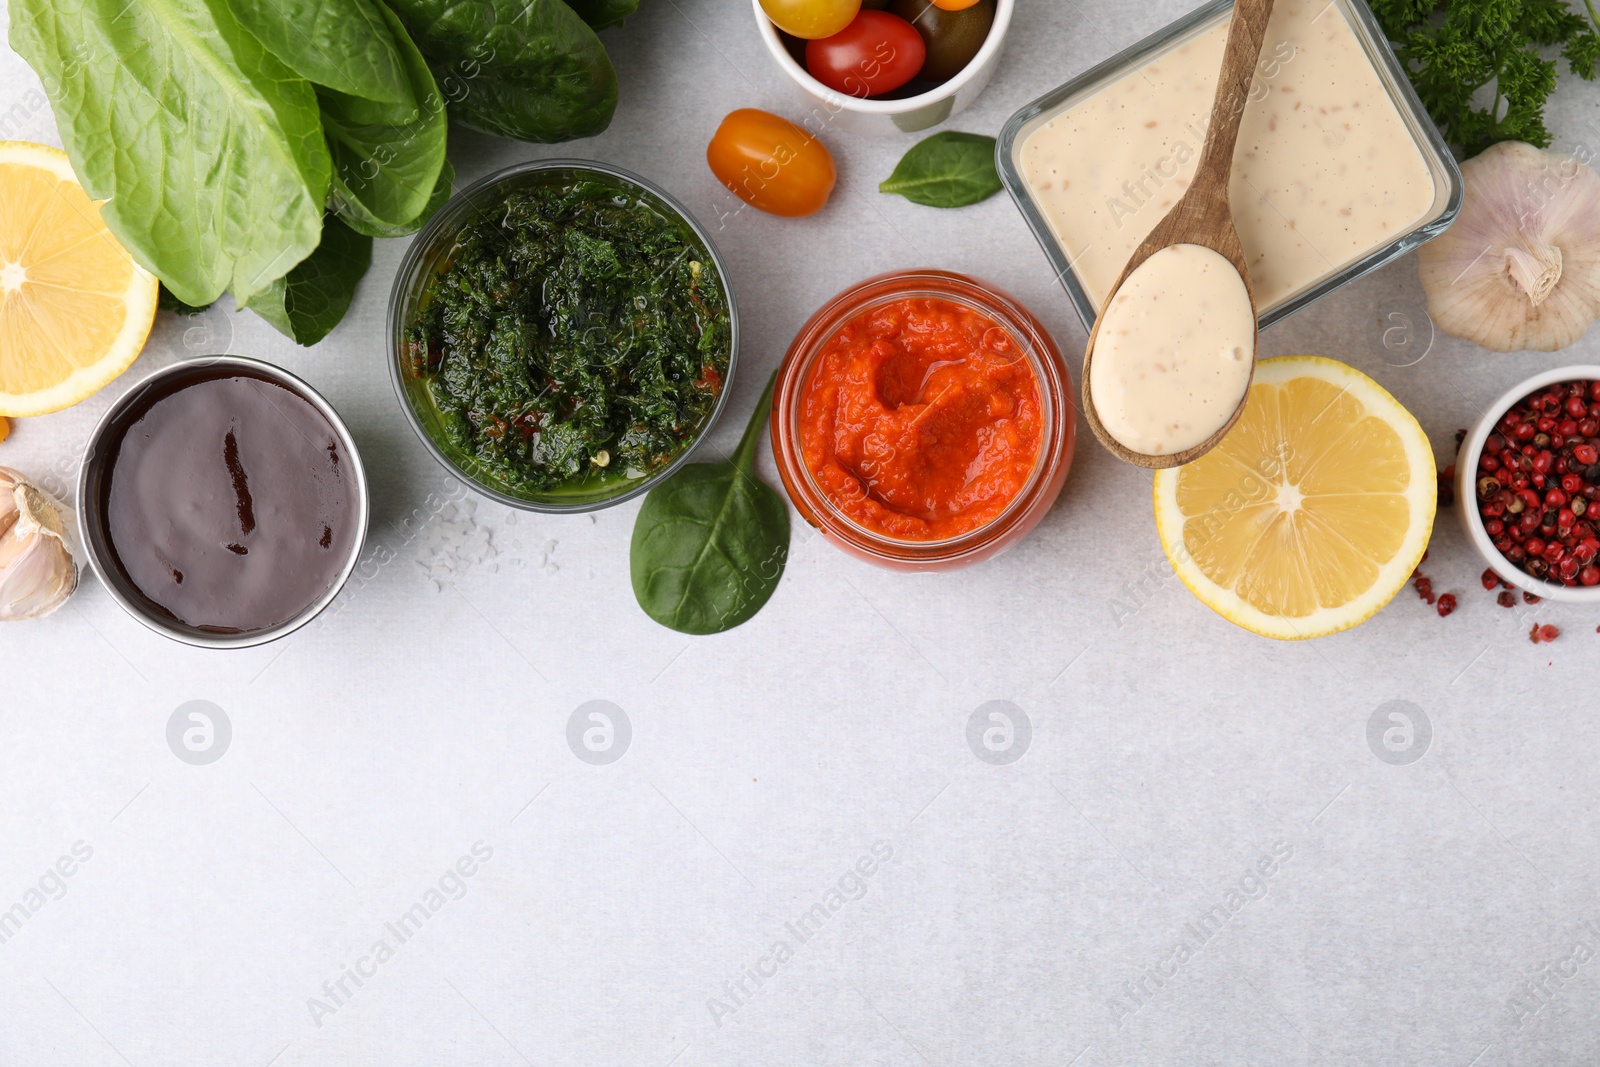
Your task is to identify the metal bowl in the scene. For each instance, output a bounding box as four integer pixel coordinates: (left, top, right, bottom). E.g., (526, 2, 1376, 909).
(387, 158, 740, 513)
(76, 355, 371, 649)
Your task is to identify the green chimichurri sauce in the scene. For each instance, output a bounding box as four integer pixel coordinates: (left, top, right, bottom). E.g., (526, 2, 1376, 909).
(406, 173, 733, 497)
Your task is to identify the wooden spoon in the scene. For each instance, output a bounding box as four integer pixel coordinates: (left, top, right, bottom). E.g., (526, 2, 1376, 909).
(1081, 0, 1276, 469)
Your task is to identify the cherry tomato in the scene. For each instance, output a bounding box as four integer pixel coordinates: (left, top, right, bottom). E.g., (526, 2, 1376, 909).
(930, 0, 981, 9)
(889, 0, 993, 83)
(760, 0, 862, 39)
(805, 11, 927, 98)
(707, 109, 837, 218)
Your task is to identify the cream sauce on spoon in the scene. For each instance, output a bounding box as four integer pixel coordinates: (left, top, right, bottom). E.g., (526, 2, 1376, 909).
(1088, 243, 1256, 456)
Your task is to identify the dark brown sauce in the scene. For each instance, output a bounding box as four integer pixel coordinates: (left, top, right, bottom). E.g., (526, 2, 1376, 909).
(100, 370, 356, 634)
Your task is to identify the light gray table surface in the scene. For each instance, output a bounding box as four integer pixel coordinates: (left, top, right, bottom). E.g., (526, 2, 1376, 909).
(4, 2, 1600, 1064)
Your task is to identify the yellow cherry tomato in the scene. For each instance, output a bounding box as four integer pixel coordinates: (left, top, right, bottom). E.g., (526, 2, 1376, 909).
(929, 0, 982, 8)
(707, 109, 837, 217)
(760, 0, 862, 39)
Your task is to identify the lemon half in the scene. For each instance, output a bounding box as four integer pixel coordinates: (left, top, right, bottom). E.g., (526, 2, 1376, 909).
(1153, 355, 1436, 640)
(0, 141, 158, 417)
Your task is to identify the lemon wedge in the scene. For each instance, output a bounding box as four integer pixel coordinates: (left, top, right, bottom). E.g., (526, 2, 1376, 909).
(0, 141, 158, 417)
(1153, 355, 1435, 640)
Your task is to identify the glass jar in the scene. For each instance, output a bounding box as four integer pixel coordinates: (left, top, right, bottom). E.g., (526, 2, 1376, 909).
(770, 270, 1074, 571)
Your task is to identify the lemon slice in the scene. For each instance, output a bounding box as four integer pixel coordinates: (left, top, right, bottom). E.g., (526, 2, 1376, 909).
(0, 141, 158, 417)
(1153, 355, 1435, 640)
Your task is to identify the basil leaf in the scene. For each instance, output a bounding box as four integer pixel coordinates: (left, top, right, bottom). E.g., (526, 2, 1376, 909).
(880, 131, 1002, 208)
(242, 215, 373, 346)
(10, 0, 332, 307)
(630, 372, 790, 635)
(387, 0, 618, 143)
(228, 0, 414, 106)
(320, 0, 448, 234)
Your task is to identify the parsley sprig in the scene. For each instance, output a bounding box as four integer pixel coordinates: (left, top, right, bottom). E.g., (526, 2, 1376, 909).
(1370, 0, 1600, 157)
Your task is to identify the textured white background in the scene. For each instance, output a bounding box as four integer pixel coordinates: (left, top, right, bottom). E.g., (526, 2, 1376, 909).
(4, 1, 1600, 1064)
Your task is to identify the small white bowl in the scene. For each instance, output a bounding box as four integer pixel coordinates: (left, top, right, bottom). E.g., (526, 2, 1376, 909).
(1456, 364, 1600, 604)
(752, 0, 1014, 136)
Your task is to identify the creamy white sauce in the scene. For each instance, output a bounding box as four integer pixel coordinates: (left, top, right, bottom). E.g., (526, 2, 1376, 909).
(1018, 0, 1436, 313)
(1090, 244, 1255, 456)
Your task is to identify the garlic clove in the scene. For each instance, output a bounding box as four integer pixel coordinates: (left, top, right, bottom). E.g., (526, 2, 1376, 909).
(0, 478, 17, 543)
(0, 466, 79, 621)
(1418, 141, 1600, 353)
(0, 526, 77, 621)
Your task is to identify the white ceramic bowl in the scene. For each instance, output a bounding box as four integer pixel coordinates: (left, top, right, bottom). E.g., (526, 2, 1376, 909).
(752, 0, 1014, 136)
(1456, 364, 1600, 604)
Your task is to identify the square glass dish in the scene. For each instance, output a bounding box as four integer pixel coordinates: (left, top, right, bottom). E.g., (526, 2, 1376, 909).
(996, 0, 1463, 333)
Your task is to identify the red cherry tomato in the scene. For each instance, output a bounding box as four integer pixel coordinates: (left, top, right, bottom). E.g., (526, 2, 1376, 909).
(804, 11, 927, 98)
(707, 109, 837, 218)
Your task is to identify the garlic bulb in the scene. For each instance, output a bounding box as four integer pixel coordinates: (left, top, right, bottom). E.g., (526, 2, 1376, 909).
(1419, 141, 1600, 352)
(0, 466, 78, 621)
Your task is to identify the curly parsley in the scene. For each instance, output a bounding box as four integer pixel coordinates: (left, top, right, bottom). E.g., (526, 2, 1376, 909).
(1370, 0, 1600, 157)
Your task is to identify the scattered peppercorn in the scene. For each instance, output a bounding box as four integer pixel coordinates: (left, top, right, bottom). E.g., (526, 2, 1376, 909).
(1413, 575, 1435, 604)
(1436, 593, 1457, 616)
(1523, 591, 1540, 604)
(1530, 622, 1560, 644)
(1497, 590, 1516, 607)
(1480, 568, 1501, 590)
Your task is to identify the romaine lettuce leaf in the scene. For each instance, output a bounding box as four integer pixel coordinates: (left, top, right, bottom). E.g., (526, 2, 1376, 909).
(334, 161, 454, 239)
(10, 0, 331, 308)
(320, 0, 448, 235)
(228, 0, 415, 106)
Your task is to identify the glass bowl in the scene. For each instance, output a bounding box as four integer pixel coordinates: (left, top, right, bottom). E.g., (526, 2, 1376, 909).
(995, 0, 1463, 333)
(770, 270, 1074, 571)
(388, 159, 739, 513)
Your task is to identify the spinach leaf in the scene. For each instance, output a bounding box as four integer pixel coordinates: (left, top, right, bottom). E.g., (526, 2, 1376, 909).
(242, 215, 373, 345)
(228, 0, 413, 106)
(10, 0, 331, 308)
(386, 0, 618, 143)
(631, 371, 790, 636)
(564, 0, 639, 30)
(880, 131, 1002, 208)
(320, 0, 448, 234)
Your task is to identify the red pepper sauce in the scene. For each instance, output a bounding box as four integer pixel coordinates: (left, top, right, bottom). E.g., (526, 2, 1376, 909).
(798, 297, 1044, 541)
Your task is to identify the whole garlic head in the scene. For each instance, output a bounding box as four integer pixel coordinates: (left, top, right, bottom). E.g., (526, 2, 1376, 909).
(0, 466, 78, 621)
(1419, 141, 1600, 353)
